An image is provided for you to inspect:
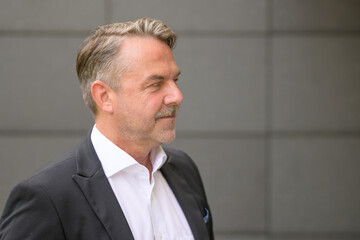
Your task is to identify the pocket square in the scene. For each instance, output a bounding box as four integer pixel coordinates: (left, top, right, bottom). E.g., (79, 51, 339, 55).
(203, 208, 209, 223)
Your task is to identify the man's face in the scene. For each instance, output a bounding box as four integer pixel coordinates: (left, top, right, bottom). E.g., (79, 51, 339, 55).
(111, 36, 183, 147)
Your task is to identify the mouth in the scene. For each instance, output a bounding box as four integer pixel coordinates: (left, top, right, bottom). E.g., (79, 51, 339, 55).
(158, 115, 176, 120)
(156, 114, 177, 122)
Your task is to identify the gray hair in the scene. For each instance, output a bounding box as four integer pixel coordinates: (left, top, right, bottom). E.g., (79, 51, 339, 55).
(76, 18, 177, 114)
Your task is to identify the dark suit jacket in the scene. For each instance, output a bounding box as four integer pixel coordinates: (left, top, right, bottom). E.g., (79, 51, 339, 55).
(0, 132, 213, 240)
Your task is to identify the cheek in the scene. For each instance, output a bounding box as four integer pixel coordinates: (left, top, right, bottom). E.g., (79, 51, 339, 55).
(139, 94, 164, 113)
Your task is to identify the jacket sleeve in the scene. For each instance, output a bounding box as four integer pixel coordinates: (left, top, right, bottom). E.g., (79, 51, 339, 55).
(0, 180, 65, 240)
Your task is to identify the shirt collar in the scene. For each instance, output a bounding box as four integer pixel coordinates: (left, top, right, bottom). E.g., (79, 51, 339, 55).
(91, 125, 167, 178)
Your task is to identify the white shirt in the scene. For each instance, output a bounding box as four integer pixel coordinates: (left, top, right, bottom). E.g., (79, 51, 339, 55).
(91, 125, 194, 240)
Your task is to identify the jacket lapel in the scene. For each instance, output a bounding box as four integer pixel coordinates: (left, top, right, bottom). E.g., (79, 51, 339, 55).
(161, 156, 210, 240)
(72, 133, 134, 240)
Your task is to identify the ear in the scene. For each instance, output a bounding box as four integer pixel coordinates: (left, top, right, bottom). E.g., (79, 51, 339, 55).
(91, 80, 114, 114)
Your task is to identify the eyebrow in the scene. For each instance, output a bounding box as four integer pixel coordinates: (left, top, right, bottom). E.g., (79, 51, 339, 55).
(175, 70, 181, 78)
(148, 70, 181, 81)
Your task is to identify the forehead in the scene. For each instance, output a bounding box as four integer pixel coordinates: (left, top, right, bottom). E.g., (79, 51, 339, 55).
(119, 36, 179, 75)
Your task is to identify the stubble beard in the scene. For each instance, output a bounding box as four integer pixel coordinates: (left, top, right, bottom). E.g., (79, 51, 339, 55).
(154, 105, 179, 144)
(156, 123, 176, 144)
(119, 105, 179, 146)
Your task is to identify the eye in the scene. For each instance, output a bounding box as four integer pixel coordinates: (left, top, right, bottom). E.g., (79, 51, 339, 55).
(174, 78, 179, 85)
(151, 82, 161, 87)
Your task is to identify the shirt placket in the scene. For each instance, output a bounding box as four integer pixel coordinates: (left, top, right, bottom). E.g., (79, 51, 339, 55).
(150, 171, 168, 240)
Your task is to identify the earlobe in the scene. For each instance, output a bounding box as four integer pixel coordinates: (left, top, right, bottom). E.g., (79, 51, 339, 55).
(91, 80, 114, 114)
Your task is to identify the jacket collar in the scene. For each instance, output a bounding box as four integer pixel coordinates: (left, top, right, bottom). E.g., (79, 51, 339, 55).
(72, 131, 134, 240)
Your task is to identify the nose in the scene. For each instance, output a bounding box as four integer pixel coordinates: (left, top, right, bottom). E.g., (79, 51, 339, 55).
(164, 80, 183, 106)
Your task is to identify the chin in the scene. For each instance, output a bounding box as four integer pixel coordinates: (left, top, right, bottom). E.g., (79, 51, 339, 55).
(156, 131, 176, 144)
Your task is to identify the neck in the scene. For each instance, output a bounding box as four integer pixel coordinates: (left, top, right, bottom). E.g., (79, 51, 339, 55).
(95, 118, 156, 177)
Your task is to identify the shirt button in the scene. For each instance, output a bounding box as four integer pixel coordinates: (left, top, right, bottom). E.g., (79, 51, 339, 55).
(158, 233, 163, 239)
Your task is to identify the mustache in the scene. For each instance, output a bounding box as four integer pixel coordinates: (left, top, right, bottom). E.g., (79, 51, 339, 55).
(155, 105, 179, 120)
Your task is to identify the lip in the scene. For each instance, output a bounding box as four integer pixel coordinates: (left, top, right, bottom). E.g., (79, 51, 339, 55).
(158, 116, 176, 120)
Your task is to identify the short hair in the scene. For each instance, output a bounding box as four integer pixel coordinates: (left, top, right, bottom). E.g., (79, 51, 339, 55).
(76, 17, 177, 114)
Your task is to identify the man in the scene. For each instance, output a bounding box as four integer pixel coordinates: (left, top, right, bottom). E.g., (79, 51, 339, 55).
(0, 18, 213, 239)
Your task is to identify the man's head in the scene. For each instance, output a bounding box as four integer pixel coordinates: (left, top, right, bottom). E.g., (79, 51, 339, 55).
(76, 18, 183, 147)
(76, 18, 177, 114)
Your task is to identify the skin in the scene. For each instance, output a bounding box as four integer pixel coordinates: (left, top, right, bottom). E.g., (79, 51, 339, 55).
(91, 36, 183, 176)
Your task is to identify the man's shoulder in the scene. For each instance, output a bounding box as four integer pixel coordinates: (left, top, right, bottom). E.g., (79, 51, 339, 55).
(161, 146, 208, 201)
(163, 146, 189, 159)
(24, 132, 94, 185)
(16, 139, 83, 193)
(162, 146, 200, 175)
(163, 146, 193, 165)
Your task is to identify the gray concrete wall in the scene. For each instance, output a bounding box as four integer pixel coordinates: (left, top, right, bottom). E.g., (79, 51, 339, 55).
(1, 0, 359, 239)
